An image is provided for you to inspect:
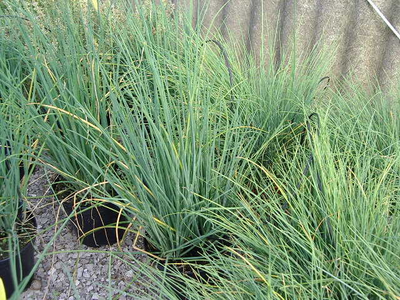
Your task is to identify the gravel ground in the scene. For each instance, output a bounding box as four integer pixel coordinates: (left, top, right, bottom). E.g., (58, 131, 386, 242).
(21, 168, 156, 300)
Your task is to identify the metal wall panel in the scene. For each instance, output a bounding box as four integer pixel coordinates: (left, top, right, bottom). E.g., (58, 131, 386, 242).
(173, 0, 400, 89)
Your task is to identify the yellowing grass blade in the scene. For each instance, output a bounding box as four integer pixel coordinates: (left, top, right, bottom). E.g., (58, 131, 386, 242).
(90, 0, 99, 11)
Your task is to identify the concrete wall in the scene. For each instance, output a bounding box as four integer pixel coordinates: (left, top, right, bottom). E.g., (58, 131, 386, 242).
(172, 0, 400, 90)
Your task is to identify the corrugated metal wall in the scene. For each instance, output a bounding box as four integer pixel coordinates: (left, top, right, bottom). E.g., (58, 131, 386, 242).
(173, 0, 400, 90)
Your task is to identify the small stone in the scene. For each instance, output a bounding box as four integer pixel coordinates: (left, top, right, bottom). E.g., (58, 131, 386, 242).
(31, 279, 41, 290)
(54, 261, 63, 269)
(80, 258, 89, 264)
(77, 267, 83, 278)
(48, 267, 56, 275)
(91, 293, 100, 300)
(58, 253, 67, 260)
(55, 280, 64, 289)
(37, 267, 45, 277)
(102, 265, 109, 274)
(68, 297, 75, 300)
(47, 267, 57, 280)
(125, 270, 134, 278)
(86, 264, 94, 272)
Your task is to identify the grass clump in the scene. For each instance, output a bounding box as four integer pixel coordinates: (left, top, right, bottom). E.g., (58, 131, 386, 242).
(154, 84, 400, 300)
(0, 0, 399, 299)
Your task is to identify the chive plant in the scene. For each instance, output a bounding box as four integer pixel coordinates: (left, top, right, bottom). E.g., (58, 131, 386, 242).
(198, 30, 334, 200)
(79, 1, 259, 258)
(152, 84, 400, 299)
(0, 91, 35, 260)
(0, 17, 35, 250)
(0, 28, 36, 300)
(0, 109, 21, 259)
(103, 49, 253, 258)
(234, 44, 333, 167)
(6, 0, 121, 197)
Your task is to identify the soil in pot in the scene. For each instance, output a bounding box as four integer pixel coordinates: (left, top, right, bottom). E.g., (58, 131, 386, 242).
(0, 211, 36, 299)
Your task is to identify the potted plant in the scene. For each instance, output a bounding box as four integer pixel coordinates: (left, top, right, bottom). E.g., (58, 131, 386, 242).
(28, 55, 126, 247)
(103, 99, 240, 298)
(0, 102, 36, 299)
(66, 5, 260, 297)
(32, 100, 127, 247)
(17, 3, 130, 246)
(96, 31, 259, 296)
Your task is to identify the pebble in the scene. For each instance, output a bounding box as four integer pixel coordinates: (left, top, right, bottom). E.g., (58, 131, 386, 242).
(55, 280, 64, 289)
(48, 267, 57, 280)
(80, 258, 89, 265)
(77, 267, 83, 278)
(86, 264, 94, 272)
(30, 279, 42, 290)
(54, 261, 63, 269)
(37, 267, 45, 277)
(125, 270, 134, 278)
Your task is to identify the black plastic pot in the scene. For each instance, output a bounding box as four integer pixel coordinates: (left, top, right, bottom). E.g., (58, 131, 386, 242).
(63, 201, 127, 248)
(156, 262, 207, 300)
(148, 258, 209, 300)
(0, 213, 36, 299)
(143, 237, 229, 300)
